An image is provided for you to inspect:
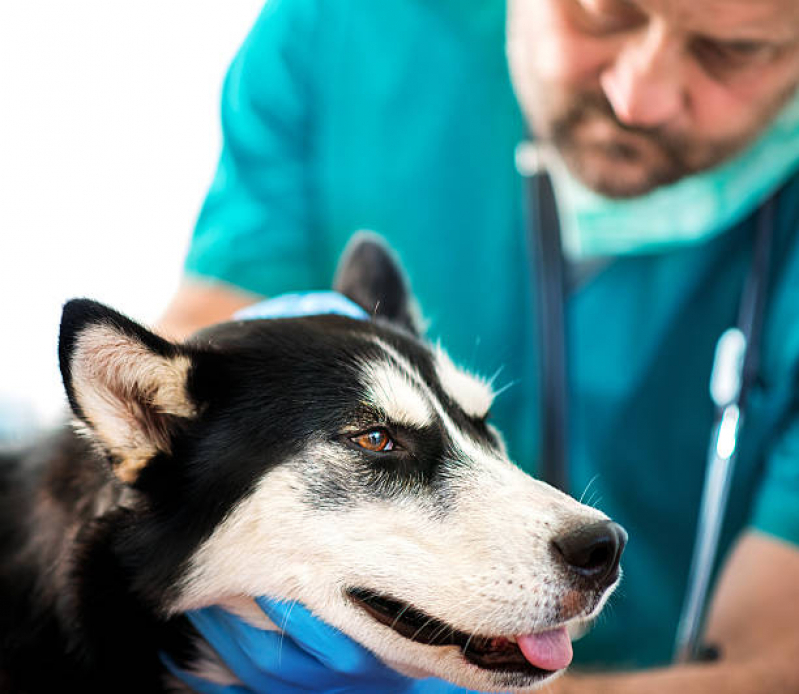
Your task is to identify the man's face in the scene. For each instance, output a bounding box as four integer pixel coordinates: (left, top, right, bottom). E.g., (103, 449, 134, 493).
(507, 0, 799, 198)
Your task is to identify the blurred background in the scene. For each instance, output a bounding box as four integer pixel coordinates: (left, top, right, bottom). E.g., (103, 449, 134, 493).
(0, 0, 263, 440)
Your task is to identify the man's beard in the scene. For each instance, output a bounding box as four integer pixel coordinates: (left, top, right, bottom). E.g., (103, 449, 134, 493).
(547, 92, 743, 198)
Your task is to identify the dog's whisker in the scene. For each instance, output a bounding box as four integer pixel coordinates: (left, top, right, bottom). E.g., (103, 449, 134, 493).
(276, 599, 301, 667)
(579, 474, 601, 505)
(487, 364, 505, 386)
(462, 632, 475, 655)
(428, 620, 455, 644)
(390, 604, 412, 631)
(280, 599, 298, 632)
(410, 615, 440, 643)
(491, 379, 518, 400)
(587, 493, 604, 510)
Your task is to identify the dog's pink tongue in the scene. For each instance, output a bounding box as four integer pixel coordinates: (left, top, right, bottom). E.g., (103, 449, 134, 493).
(516, 627, 573, 671)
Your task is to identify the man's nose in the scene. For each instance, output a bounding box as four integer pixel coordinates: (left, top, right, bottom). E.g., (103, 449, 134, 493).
(600, 22, 685, 129)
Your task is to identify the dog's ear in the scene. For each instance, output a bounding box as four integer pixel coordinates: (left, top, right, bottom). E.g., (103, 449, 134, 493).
(333, 232, 422, 336)
(59, 299, 200, 484)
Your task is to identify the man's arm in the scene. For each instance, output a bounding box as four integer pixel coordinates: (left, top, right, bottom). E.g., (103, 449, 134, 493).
(156, 279, 260, 341)
(552, 530, 799, 694)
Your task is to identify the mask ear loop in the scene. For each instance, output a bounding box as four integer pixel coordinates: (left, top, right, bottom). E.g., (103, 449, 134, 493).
(517, 141, 570, 493)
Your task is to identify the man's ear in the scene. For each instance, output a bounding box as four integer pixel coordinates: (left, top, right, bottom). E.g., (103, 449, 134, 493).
(59, 299, 200, 484)
(333, 231, 422, 336)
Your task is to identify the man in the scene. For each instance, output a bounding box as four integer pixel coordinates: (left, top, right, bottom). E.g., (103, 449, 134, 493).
(159, 0, 799, 690)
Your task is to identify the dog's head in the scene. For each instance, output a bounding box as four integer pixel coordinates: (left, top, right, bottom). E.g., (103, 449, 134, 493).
(58, 234, 625, 692)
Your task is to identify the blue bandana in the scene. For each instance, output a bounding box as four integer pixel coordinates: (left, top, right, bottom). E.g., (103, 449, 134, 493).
(234, 291, 369, 321)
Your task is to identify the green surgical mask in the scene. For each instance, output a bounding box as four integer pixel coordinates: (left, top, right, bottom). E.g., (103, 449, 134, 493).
(549, 90, 799, 261)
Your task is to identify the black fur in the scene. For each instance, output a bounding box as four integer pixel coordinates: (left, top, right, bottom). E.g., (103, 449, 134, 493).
(0, 428, 197, 693)
(334, 232, 420, 336)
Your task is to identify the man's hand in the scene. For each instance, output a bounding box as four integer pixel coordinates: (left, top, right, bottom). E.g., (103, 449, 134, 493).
(157, 279, 260, 341)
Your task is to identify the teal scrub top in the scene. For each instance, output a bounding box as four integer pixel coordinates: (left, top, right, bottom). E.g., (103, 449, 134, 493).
(184, 0, 799, 670)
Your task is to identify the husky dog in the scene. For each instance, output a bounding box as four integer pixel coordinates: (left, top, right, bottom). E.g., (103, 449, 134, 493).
(0, 237, 625, 693)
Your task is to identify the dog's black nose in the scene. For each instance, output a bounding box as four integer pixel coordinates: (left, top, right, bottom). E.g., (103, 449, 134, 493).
(552, 521, 627, 586)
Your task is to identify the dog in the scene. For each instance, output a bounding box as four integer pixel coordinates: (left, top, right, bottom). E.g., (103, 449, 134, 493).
(0, 236, 625, 693)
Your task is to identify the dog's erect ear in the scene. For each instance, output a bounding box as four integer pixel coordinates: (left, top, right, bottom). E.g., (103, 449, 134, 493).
(59, 299, 199, 484)
(333, 232, 422, 336)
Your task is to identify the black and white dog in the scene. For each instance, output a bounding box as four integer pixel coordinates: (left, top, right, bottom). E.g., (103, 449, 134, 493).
(0, 236, 625, 693)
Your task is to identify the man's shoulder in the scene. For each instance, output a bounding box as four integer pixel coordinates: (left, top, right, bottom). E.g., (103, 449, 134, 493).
(241, 0, 508, 103)
(253, 0, 505, 45)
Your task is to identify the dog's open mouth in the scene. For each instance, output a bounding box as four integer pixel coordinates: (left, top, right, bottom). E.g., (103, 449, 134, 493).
(347, 588, 571, 677)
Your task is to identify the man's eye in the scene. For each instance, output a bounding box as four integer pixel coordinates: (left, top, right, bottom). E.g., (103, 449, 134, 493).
(351, 428, 395, 453)
(692, 37, 777, 74)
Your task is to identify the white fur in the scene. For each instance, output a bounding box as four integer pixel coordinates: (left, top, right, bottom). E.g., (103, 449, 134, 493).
(434, 345, 494, 419)
(360, 360, 434, 428)
(369, 337, 498, 467)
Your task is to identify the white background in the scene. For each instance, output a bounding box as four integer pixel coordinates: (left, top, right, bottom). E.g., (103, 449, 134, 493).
(0, 1, 264, 432)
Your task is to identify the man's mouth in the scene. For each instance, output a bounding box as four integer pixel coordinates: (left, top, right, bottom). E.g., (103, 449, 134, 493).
(347, 588, 572, 677)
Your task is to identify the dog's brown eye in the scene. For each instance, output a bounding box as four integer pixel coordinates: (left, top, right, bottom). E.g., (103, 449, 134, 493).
(352, 428, 395, 453)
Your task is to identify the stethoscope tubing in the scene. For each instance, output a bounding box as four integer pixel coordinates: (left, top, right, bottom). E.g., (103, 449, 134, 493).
(526, 161, 570, 493)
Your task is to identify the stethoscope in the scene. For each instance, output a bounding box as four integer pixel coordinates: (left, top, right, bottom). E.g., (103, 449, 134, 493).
(515, 141, 776, 664)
